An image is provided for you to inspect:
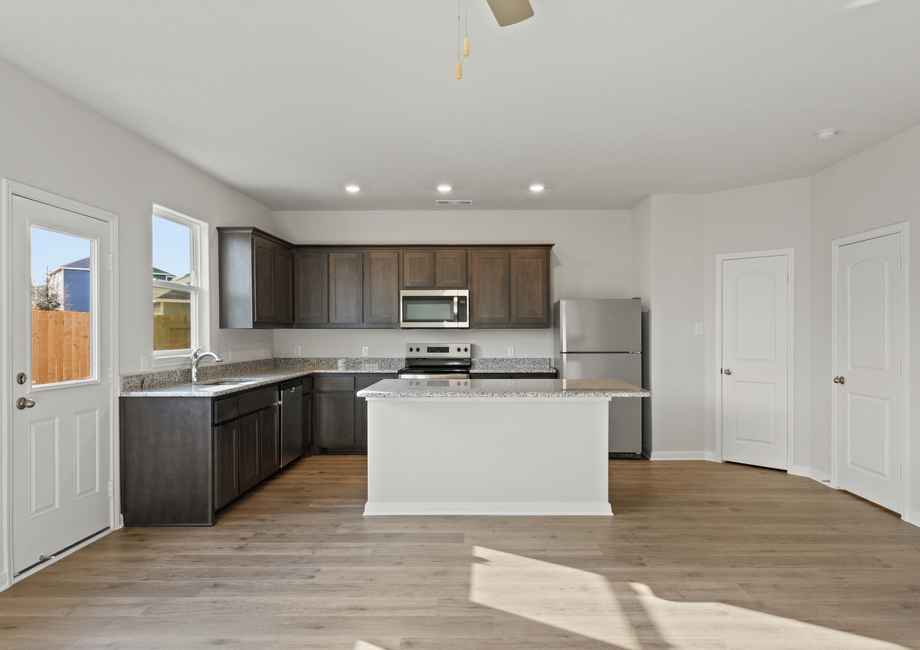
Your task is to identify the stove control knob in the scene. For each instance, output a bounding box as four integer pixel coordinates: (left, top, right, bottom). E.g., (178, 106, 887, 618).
(457, 347, 461, 352)
(464, 347, 468, 352)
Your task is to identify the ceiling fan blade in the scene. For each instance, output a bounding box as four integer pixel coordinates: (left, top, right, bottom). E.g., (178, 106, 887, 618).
(486, 0, 534, 27)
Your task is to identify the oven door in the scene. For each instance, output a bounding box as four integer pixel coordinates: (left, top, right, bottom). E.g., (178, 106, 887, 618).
(400, 290, 469, 328)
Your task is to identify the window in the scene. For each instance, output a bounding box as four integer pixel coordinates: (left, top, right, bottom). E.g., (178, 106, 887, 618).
(152, 206, 207, 365)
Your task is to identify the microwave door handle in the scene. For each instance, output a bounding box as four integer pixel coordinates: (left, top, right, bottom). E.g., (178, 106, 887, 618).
(453, 296, 458, 322)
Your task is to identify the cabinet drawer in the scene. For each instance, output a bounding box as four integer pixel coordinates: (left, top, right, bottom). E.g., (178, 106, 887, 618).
(314, 375, 355, 392)
(239, 386, 278, 415)
(213, 395, 239, 424)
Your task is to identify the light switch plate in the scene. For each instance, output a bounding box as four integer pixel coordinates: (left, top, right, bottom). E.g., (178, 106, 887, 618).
(694, 323, 704, 335)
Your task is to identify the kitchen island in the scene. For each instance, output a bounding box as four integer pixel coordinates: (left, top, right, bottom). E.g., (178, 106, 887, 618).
(357, 378, 650, 516)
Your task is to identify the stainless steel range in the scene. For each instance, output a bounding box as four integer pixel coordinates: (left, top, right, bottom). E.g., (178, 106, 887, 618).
(399, 343, 471, 379)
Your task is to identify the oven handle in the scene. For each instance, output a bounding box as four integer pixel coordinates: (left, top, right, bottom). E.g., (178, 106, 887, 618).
(399, 373, 470, 380)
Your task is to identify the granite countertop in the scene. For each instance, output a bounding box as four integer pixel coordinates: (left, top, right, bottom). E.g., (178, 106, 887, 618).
(357, 378, 650, 399)
(469, 366, 555, 374)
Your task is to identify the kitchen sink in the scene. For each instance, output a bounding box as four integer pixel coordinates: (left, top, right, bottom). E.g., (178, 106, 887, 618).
(195, 378, 260, 391)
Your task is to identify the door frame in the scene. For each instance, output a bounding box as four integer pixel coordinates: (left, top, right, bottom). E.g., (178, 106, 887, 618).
(831, 222, 910, 521)
(715, 248, 795, 469)
(0, 179, 120, 591)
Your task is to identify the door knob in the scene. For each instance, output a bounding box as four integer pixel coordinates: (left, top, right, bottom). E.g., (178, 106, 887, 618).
(723, 368, 732, 375)
(16, 397, 35, 410)
(833, 376, 846, 385)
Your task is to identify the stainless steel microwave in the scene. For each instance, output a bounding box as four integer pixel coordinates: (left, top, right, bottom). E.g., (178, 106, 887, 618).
(400, 290, 470, 328)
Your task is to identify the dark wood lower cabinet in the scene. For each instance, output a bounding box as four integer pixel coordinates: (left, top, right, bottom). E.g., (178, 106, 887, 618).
(260, 405, 280, 479)
(302, 391, 314, 454)
(214, 420, 239, 510)
(316, 391, 355, 448)
(238, 412, 261, 493)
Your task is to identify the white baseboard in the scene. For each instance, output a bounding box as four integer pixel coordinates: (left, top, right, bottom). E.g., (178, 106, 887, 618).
(649, 451, 718, 462)
(364, 502, 613, 516)
(904, 509, 920, 529)
(0, 573, 7, 593)
(791, 464, 833, 486)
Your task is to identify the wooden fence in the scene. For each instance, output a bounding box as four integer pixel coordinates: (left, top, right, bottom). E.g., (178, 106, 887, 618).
(154, 314, 191, 352)
(32, 310, 91, 385)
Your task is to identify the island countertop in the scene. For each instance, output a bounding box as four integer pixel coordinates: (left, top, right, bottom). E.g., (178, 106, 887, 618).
(357, 378, 650, 399)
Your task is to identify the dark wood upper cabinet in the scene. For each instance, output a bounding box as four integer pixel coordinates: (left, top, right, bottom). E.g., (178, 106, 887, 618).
(435, 249, 468, 289)
(400, 249, 468, 289)
(364, 250, 400, 325)
(511, 249, 550, 326)
(218, 227, 294, 328)
(294, 251, 328, 324)
(274, 246, 294, 324)
(402, 251, 434, 288)
(329, 252, 363, 324)
(470, 249, 511, 325)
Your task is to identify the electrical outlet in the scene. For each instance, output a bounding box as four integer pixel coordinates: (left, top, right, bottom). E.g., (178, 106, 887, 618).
(362, 346, 368, 356)
(293, 346, 302, 357)
(140, 356, 148, 371)
(508, 346, 515, 357)
(694, 323, 704, 335)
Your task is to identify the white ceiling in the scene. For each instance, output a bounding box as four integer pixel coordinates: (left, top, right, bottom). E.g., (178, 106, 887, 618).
(1, 0, 919, 211)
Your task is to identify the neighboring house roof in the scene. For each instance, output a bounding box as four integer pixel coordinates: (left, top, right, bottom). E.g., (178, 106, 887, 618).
(49, 256, 91, 276)
(154, 289, 190, 301)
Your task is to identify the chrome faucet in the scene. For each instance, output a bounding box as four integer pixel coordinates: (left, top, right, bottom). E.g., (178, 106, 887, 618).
(190, 347, 223, 382)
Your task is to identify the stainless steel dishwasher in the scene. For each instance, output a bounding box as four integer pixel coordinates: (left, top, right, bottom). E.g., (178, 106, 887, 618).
(279, 379, 303, 468)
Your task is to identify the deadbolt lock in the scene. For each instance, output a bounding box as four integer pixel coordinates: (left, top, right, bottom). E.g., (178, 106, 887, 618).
(16, 372, 26, 385)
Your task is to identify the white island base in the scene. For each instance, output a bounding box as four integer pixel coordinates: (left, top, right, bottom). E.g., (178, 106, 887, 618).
(364, 397, 613, 516)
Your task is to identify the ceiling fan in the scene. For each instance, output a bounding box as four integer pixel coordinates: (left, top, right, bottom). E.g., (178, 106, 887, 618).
(485, 0, 534, 26)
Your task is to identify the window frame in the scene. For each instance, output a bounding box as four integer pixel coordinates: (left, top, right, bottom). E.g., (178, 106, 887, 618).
(151, 205, 209, 368)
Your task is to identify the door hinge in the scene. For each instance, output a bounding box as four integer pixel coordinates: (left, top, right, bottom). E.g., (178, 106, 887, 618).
(899, 464, 903, 479)
(898, 255, 902, 270)
(108, 368, 114, 384)
(786, 273, 789, 284)
(108, 253, 113, 270)
(900, 360, 902, 374)
(108, 480, 114, 497)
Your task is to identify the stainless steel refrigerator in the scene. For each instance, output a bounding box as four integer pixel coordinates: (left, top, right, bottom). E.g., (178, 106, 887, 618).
(553, 298, 642, 457)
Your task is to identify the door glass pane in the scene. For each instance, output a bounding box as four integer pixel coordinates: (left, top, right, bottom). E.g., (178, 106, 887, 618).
(153, 216, 191, 282)
(31, 227, 93, 386)
(153, 287, 191, 351)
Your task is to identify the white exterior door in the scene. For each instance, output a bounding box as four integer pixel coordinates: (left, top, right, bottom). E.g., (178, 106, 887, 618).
(11, 194, 113, 576)
(721, 255, 789, 470)
(834, 232, 904, 513)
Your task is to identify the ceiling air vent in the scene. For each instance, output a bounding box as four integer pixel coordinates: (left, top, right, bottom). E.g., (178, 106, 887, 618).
(436, 199, 473, 205)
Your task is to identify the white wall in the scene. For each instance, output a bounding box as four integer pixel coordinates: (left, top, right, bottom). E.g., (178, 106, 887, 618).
(0, 57, 275, 585)
(809, 124, 920, 523)
(630, 196, 652, 311)
(646, 195, 707, 457)
(702, 178, 812, 467)
(272, 210, 633, 358)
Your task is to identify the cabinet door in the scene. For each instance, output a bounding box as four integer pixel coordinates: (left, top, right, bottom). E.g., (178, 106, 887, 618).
(354, 395, 367, 448)
(316, 391, 355, 448)
(402, 250, 434, 288)
(295, 251, 328, 324)
(329, 252, 363, 324)
(511, 249, 550, 326)
(470, 250, 511, 325)
(274, 246, 294, 324)
(435, 249, 468, 289)
(302, 391, 313, 454)
(364, 250, 400, 325)
(260, 404, 280, 480)
(239, 412, 261, 492)
(252, 236, 276, 323)
(214, 420, 239, 510)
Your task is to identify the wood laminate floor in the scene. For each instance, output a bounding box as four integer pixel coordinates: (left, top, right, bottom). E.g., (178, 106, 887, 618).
(2, 457, 920, 649)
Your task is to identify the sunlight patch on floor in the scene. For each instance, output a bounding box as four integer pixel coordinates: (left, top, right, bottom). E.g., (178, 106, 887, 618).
(469, 545, 909, 649)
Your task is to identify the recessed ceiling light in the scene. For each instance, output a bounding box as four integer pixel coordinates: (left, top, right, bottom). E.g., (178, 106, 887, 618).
(530, 184, 545, 192)
(345, 185, 360, 192)
(437, 185, 452, 192)
(815, 128, 839, 140)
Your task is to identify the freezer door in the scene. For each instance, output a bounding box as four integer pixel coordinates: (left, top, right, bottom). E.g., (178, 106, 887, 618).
(557, 299, 641, 352)
(561, 352, 642, 455)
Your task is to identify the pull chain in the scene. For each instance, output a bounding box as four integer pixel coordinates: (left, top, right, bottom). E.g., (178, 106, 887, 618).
(463, 0, 470, 57)
(456, 1, 462, 79)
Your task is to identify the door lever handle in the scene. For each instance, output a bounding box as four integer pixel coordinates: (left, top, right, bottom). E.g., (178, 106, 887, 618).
(833, 376, 846, 385)
(16, 397, 35, 410)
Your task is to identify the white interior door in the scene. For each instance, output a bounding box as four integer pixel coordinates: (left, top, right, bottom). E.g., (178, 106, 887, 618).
(11, 195, 112, 576)
(721, 255, 789, 469)
(835, 232, 903, 513)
